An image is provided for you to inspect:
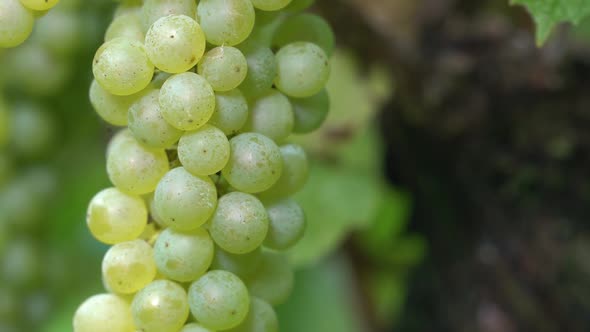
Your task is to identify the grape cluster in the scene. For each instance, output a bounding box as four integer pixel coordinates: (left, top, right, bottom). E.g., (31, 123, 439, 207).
(0, 0, 61, 48)
(75, 0, 333, 331)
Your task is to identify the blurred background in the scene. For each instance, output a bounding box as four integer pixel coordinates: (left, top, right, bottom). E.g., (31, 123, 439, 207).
(2, 0, 590, 331)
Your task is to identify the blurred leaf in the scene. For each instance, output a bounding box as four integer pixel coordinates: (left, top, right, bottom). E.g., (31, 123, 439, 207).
(511, 0, 590, 45)
(368, 271, 407, 326)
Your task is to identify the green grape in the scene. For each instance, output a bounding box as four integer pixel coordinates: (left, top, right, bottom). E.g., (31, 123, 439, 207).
(145, 192, 166, 227)
(258, 143, 308, 200)
(105, 12, 144, 42)
(180, 323, 215, 332)
(290, 88, 329, 133)
(211, 246, 262, 279)
(0, 0, 34, 48)
(178, 124, 230, 176)
(275, 42, 330, 98)
(150, 71, 172, 89)
(242, 89, 294, 142)
(154, 227, 214, 282)
(244, 251, 294, 305)
(141, 0, 197, 32)
(159, 72, 216, 131)
(106, 128, 135, 156)
(154, 167, 217, 231)
(18, 0, 59, 11)
(209, 192, 269, 254)
(9, 103, 56, 159)
(1, 238, 39, 288)
(73, 294, 135, 332)
(188, 270, 250, 330)
(106, 135, 169, 195)
(102, 240, 156, 294)
(114, 1, 141, 18)
(237, 43, 277, 98)
(89, 79, 144, 127)
(263, 198, 305, 250)
(251, 0, 291, 11)
(93, 37, 154, 96)
(226, 297, 278, 332)
(273, 13, 335, 56)
(284, 0, 313, 12)
(131, 279, 189, 332)
(197, 46, 248, 92)
(145, 15, 206, 74)
(222, 133, 283, 193)
(196, 0, 255, 46)
(128, 89, 184, 148)
(86, 187, 147, 245)
(33, 8, 82, 57)
(207, 89, 249, 136)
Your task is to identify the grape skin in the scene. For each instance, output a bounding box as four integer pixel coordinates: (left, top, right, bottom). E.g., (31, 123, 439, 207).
(0, 0, 34, 48)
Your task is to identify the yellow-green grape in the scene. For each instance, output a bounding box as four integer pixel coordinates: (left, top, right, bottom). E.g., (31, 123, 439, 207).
(242, 89, 294, 143)
(209, 192, 269, 254)
(180, 323, 215, 332)
(0, 0, 34, 48)
(10, 103, 56, 159)
(73, 294, 135, 332)
(86, 187, 147, 245)
(105, 12, 144, 42)
(237, 43, 277, 99)
(114, 1, 141, 18)
(33, 8, 82, 57)
(18, 0, 59, 11)
(263, 198, 305, 250)
(178, 124, 230, 176)
(211, 246, 262, 280)
(159, 72, 215, 130)
(131, 280, 189, 332)
(128, 89, 184, 148)
(102, 240, 156, 294)
(106, 128, 134, 156)
(154, 167, 218, 231)
(207, 89, 249, 136)
(274, 42, 330, 98)
(197, 46, 248, 92)
(272, 13, 335, 56)
(145, 15, 206, 74)
(258, 144, 308, 200)
(141, 0, 197, 32)
(188, 270, 250, 330)
(153, 227, 214, 282)
(243, 251, 294, 305)
(93, 37, 154, 96)
(222, 133, 282, 193)
(89, 79, 145, 127)
(106, 135, 169, 195)
(226, 297, 278, 332)
(290, 88, 329, 133)
(196, 0, 255, 46)
(251, 0, 291, 11)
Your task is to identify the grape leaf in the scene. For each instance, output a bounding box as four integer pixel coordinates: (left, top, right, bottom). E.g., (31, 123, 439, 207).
(511, 0, 590, 45)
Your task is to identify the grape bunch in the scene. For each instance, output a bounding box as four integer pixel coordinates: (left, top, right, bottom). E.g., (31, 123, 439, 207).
(0, 0, 61, 48)
(74, 0, 333, 331)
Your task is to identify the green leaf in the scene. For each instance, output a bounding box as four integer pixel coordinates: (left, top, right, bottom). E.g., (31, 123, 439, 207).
(511, 0, 590, 45)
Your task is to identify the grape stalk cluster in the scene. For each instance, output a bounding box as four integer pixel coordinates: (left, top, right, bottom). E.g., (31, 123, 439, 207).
(74, 0, 333, 331)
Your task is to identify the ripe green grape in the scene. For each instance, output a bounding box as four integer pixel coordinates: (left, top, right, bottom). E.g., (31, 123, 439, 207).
(178, 124, 230, 176)
(275, 42, 330, 98)
(105, 12, 144, 42)
(145, 15, 206, 74)
(141, 0, 197, 32)
(258, 144, 308, 200)
(131, 280, 190, 332)
(290, 88, 329, 133)
(18, 0, 59, 11)
(159, 72, 216, 131)
(188, 270, 250, 330)
(196, 0, 255, 46)
(0, 0, 34, 48)
(93, 37, 154, 96)
(180, 323, 215, 332)
(211, 246, 262, 279)
(244, 251, 294, 305)
(263, 198, 306, 250)
(102, 240, 156, 294)
(154, 227, 214, 282)
(198, 46, 248, 92)
(73, 294, 135, 332)
(106, 128, 134, 156)
(89, 79, 145, 127)
(209, 192, 269, 254)
(226, 297, 278, 332)
(242, 89, 294, 142)
(251, 0, 292, 11)
(106, 135, 169, 195)
(273, 13, 335, 56)
(222, 133, 282, 193)
(128, 89, 184, 148)
(154, 167, 217, 231)
(207, 89, 249, 136)
(238, 43, 277, 98)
